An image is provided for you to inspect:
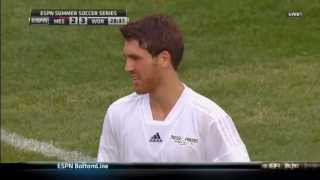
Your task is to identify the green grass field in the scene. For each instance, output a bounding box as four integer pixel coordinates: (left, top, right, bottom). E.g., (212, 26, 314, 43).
(1, 0, 320, 162)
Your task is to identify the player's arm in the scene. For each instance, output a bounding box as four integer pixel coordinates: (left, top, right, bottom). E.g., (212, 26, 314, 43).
(205, 114, 250, 162)
(97, 108, 119, 162)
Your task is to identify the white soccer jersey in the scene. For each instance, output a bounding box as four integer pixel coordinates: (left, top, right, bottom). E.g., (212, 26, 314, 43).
(97, 85, 250, 162)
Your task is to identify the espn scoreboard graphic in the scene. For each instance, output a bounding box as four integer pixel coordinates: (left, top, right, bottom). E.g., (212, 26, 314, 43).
(29, 9, 129, 25)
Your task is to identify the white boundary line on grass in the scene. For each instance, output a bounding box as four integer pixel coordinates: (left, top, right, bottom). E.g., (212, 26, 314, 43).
(1, 128, 96, 161)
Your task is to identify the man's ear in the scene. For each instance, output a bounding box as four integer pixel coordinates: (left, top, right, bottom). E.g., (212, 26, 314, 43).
(156, 50, 172, 69)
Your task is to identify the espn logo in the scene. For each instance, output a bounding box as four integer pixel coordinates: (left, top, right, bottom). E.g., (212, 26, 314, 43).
(288, 11, 303, 17)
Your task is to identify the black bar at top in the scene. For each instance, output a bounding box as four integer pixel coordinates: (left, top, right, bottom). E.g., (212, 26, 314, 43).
(31, 9, 127, 17)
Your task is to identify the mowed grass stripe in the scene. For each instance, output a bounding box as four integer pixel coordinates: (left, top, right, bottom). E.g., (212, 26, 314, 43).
(1, 129, 95, 161)
(1, 142, 59, 162)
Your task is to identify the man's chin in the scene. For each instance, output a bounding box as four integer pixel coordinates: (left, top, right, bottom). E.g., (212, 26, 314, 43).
(133, 86, 149, 94)
(134, 89, 148, 94)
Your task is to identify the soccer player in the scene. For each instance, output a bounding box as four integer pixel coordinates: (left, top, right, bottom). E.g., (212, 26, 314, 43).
(97, 15, 250, 162)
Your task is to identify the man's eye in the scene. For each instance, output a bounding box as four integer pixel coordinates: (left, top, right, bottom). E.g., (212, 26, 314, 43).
(132, 57, 140, 61)
(124, 54, 141, 61)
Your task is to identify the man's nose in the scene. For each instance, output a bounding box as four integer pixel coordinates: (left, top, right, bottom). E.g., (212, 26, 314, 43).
(124, 59, 134, 72)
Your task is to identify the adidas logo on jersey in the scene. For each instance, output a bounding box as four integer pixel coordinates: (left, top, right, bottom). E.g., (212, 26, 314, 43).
(149, 132, 162, 142)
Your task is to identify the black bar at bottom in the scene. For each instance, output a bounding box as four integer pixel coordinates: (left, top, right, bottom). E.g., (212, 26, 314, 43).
(0, 162, 319, 180)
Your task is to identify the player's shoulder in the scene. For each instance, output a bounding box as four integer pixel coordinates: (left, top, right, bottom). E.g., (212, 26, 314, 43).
(107, 92, 144, 113)
(112, 92, 142, 105)
(186, 86, 229, 121)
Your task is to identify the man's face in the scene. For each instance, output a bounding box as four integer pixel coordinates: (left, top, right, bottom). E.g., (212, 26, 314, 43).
(123, 39, 161, 94)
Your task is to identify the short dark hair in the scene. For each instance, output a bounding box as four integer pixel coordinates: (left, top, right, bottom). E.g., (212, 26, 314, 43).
(120, 15, 184, 70)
